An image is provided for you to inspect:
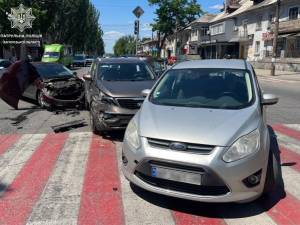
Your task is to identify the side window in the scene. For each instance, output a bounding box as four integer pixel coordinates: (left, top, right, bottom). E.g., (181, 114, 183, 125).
(90, 63, 97, 78)
(4, 62, 12, 68)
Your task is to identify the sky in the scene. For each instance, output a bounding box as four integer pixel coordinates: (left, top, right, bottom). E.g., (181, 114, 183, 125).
(90, 0, 224, 54)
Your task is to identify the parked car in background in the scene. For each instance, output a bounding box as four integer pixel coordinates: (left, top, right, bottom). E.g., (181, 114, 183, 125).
(168, 56, 178, 65)
(122, 59, 279, 203)
(0, 61, 84, 109)
(86, 55, 95, 64)
(0, 59, 13, 79)
(73, 54, 87, 67)
(84, 58, 157, 133)
(42, 44, 73, 68)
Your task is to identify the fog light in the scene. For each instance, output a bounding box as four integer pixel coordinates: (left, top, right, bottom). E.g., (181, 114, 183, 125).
(122, 151, 128, 166)
(248, 175, 259, 184)
(242, 169, 262, 188)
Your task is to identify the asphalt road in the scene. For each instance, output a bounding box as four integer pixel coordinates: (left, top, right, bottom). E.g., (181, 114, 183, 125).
(1, 66, 300, 224)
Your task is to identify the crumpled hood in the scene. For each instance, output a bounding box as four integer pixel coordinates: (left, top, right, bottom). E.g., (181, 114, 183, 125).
(97, 80, 157, 98)
(138, 100, 259, 147)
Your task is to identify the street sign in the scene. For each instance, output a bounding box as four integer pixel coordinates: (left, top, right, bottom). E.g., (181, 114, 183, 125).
(132, 6, 144, 19)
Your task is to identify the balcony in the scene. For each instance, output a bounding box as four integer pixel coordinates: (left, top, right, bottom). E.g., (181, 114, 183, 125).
(271, 18, 300, 34)
(233, 29, 248, 37)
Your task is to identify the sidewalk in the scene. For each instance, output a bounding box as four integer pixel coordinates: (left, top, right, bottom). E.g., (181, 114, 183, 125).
(255, 69, 300, 81)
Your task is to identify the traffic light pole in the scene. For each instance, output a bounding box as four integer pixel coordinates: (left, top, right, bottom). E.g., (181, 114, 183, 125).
(136, 19, 139, 55)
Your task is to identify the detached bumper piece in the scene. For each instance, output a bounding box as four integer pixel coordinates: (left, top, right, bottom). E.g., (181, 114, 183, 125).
(134, 160, 230, 196)
(51, 119, 87, 133)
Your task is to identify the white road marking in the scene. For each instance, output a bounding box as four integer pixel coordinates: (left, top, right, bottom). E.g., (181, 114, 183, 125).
(27, 132, 92, 225)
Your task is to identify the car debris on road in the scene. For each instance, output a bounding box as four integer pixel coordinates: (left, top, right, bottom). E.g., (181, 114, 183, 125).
(51, 119, 87, 133)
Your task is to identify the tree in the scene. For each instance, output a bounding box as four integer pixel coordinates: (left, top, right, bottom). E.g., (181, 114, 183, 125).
(141, 37, 149, 42)
(113, 35, 136, 56)
(148, 0, 204, 57)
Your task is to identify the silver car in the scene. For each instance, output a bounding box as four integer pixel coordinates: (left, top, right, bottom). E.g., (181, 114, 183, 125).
(122, 60, 279, 203)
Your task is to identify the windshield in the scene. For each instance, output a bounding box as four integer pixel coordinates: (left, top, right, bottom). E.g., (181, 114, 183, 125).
(74, 56, 84, 60)
(87, 56, 94, 59)
(98, 63, 156, 81)
(149, 68, 254, 110)
(35, 64, 75, 78)
(43, 52, 59, 58)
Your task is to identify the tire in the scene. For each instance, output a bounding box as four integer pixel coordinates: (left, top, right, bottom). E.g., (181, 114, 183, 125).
(89, 109, 98, 134)
(85, 97, 90, 111)
(37, 91, 46, 109)
(263, 149, 278, 194)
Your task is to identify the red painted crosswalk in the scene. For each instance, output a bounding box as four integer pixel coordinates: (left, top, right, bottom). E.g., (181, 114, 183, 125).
(0, 124, 299, 225)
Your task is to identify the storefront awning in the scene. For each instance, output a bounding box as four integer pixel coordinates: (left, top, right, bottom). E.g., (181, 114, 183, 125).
(228, 37, 249, 42)
(278, 34, 292, 38)
(153, 48, 158, 51)
(262, 37, 273, 41)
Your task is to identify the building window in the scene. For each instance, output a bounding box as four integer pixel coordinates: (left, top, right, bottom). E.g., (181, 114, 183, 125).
(185, 33, 189, 42)
(211, 23, 224, 35)
(255, 41, 260, 54)
(289, 6, 299, 20)
(269, 12, 275, 23)
(201, 27, 209, 36)
(191, 26, 198, 37)
(256, 15, 262, 30)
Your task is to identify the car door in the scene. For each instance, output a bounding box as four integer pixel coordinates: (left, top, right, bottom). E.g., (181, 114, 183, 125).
(85, 62, 97, 103)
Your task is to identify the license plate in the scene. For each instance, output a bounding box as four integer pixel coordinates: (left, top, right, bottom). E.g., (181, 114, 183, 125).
(152, 167, 201, 185)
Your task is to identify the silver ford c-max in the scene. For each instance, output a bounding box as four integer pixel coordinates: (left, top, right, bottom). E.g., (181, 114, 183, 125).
(122, 60, 279, 203)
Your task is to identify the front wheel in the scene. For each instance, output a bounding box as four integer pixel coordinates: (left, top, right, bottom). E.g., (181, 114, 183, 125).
(37, 91, 46, 109)
(263, 149, 278, 194)
(89, 109, 98, 134)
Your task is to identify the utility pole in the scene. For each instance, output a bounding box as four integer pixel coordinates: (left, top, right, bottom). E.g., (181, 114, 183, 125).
(174, 17, 177, 56)
(270, 0, 280, 76)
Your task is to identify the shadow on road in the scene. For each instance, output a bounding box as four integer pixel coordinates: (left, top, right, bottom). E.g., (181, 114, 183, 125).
(101, 130, 125, 142)
(129, 125, 286, 219)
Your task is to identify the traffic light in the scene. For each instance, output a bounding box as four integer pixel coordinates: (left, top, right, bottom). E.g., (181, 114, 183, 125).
(134, 20, 139, 35)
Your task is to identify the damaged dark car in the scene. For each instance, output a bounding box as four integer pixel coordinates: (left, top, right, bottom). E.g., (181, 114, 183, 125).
(84, 58, 157, 133)
(0, 61, 85, 109)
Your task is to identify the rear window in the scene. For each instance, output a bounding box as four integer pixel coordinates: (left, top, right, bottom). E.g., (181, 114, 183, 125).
(74, 56, 84, 60)
(98, 63, 156, 81)
(149, 68, 255, 110)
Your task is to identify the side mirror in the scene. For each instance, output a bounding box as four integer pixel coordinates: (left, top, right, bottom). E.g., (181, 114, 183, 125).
(73, 72, 77, 76)
(141, 89, 151, 97)
(261, 93, 279, 105)
(83, 74, 93, 81)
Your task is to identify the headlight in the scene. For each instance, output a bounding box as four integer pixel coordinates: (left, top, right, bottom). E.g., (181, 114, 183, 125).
(99, 91, 118, 106)
(125, 119, 140, 150)
(223, 129, 260, 163)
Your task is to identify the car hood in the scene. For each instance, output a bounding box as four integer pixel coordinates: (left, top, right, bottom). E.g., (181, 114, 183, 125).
(0, 61, 40, 109)
(97, 80, 157, 98)
(138, 100, 260, 147)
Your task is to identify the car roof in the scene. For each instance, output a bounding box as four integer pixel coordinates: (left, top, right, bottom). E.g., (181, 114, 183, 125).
(0, 59, 10, 62)
(31, 62, 60, 66)
(172, 59, 248, 70)
(95, 58, 145, 64)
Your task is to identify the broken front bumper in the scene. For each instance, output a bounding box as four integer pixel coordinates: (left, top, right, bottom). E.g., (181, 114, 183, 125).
(42, 92, 85, 109)
(92, 102, 136, 130)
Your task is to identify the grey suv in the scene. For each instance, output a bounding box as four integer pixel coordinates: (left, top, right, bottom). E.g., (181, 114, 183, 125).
(84, 58, 157, 133)
(122, 60, 279, 203)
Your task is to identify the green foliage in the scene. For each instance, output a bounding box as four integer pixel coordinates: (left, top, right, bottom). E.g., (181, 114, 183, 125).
(141, 37, 149, 42)
(0, 0, 105, 55)
(147, 0, 204, 55)
(148, 0, 204, 35)
(113, 35, 136, 56)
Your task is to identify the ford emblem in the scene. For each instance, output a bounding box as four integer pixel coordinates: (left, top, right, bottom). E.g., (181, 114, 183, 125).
(169, 142, 187, 150)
